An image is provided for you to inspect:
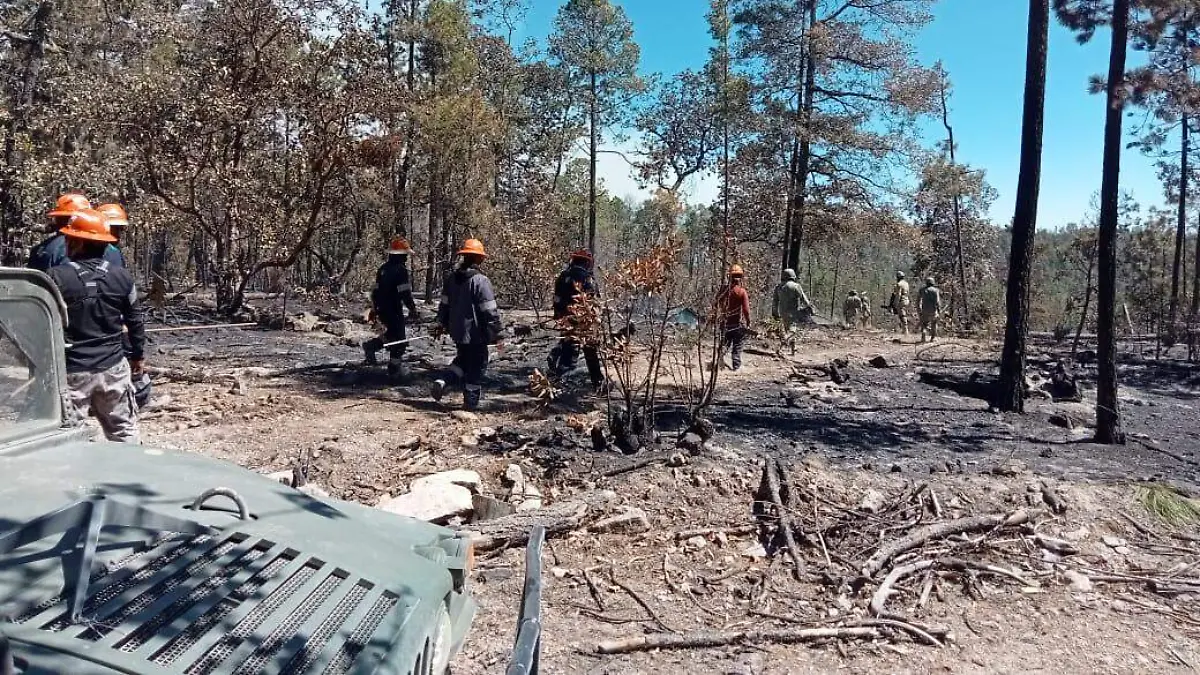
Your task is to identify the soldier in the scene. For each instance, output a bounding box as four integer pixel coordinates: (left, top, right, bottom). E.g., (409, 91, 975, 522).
(918, 277, 943, 343)
(548, 249, 604, 388)
(772, 268, 811, 331)
(28, 194, 124, 271)
(859, 290, 873, 328)
(718, 265, 752, 371)
(45, 209, 146, 443)
(431, 239, 504, 410)
(363, 237, 421, 379)
(887, 271, 911, 335)
(843, 290, 864, 328)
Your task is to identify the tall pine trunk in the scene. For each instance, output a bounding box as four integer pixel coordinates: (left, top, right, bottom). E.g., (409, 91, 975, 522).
(587, 69, 598, 253)
(1095, 0, 1129, 444)
(997, 0, 1048, 413)
(941, 77, 969, 326)
(785, 0, 817, 271)
(1169, 115, 1188, 339)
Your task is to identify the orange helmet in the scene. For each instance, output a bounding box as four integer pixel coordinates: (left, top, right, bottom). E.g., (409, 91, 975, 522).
(570, 248, 593, 262)
(96, 203, 129, 227)
(457, 238, 487, 258)
(729, 264, 745, 277)
(48, 193, 91, 218)
(60, 208, 117, 243)
(388, 236, 412, 255)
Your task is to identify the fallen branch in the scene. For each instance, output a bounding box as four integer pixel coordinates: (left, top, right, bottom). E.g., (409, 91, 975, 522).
(673, 525, 756, 540)
(463, 491, 616, 552)
(1033, 534, 1079, 556)
(852, 618, 944, 648)
(871, 557, 1034, 618)
(861, 509, 1037, 577)
(755, 459, 807, 580)
(610, 574, 676, 633)
(602, 453, 667, 478)
(594, 626, 880, 654)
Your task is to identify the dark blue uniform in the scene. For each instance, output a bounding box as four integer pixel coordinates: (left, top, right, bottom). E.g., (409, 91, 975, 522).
(434, 265, 503, 410)
(363, 256, 419, 376)
(28, 233, 124, 272)
(550, 262, 603, 386)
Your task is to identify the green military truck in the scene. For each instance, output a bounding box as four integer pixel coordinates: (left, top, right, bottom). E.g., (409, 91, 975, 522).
(0, 268, 543, 675)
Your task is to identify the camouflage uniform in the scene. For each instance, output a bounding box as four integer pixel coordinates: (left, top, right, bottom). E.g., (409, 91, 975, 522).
(888, 276, 911, 334)
(842, 291, 864, 328)
(918, 279, 942, 343)
(65, 360, 139, 443)
(772, 269, 811, 331)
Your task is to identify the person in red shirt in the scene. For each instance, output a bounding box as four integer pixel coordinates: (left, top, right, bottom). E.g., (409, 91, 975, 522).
(718, 264, 752, 370)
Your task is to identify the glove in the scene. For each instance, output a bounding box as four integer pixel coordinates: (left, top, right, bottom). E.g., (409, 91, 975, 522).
(130, 359, 145, 375)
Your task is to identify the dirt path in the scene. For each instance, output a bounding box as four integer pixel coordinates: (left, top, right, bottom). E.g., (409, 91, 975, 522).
(135, 320, 1200, 674)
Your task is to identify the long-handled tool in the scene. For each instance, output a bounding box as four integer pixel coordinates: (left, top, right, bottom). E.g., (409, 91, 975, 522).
(381, 335, 434, 349)
(145, 322, 258, 333)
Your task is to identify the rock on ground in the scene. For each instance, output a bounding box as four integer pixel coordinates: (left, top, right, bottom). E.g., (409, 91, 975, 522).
(377, 483, 474, 524)
(411, 469, 483, 494)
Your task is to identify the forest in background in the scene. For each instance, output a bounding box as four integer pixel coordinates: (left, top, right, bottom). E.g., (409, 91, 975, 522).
(1, 0, 1199, 344)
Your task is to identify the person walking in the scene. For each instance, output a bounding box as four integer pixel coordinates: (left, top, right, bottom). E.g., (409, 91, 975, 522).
(772, 268, 811, 332)
(548, 249, 604, 388)
(29, 194, 124, 271)
(887, 271, 911, 335)
(363, 236, 421, 380)
(717, 265, 752, 371)
(918, 277, 943, 343)
(45, 208, 146, 443)
(430, 239, 504, 410)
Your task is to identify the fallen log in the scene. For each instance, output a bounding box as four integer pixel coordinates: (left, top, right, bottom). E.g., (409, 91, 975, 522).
(871, 557, 1034, 619)
(861, 509, 1037, 577)
(461, 491, 616, 552)
(594, 626, 880, 655)
(754, 459, 806, 580)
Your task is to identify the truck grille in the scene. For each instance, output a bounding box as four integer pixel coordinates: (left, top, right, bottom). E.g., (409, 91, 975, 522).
(10, 531, 404, 674)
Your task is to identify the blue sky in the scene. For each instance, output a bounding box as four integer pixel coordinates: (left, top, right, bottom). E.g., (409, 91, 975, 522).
(511, 0, 1169, 228)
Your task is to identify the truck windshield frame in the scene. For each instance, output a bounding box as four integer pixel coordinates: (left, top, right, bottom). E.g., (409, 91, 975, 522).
(0, 297, 60, 441)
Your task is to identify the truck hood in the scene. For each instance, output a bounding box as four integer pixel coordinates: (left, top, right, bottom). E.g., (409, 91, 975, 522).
(0, 436, 471, 674)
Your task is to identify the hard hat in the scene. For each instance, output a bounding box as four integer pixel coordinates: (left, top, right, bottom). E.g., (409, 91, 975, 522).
(388, 236, 412, 255)
(48, 193, 91, 218)
(896, 271, 906, 280)
(926, 277, 936, 286)
(570, 248, 593, 262)
(96, 203, 129, 227)
(729, 264, 745, 277)
(782, 268, 797, 281)
(59, 208, 117, 243)
(458, 238, 487, 258)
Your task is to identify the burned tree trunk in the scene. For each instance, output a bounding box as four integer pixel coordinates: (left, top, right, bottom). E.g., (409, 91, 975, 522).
(997, 0, 1048, 413)
(1095, 0, 1129, 445)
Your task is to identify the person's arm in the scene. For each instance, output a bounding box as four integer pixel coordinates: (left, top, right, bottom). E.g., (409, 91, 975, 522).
(474, 276, 504, 343)
(740, 288, 751, 326)
(122, 276, 146, 372)
(436, 278, 451, 329)
(771, 286, 781, 319)
(402, 284, 419, 315)
(798, 285, 811, 308)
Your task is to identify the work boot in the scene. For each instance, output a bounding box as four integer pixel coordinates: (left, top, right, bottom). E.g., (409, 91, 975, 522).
(430, 378, 446, 402)
(463, 386, 481, 411)
(363, 343, 378, 366)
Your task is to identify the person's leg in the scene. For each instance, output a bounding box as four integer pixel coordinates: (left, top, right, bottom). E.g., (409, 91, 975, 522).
(431, 343, 467, 401)
(386, 319, 409, 379)
(555, 338, 579, 375)
(64, 371, 96, 429)
(462, 343, 489, 410)
(93, 360, 140, 444)
(583, 345, 603, 386)
(730, 327, 746, 370)
(362, 335, 383, 365)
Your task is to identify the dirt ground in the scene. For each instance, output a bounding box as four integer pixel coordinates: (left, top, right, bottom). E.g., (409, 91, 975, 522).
(130, 303, 1200, 674)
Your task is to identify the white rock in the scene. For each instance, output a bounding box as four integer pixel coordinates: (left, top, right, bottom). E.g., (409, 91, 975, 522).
(503, 464, 527, 494)
(298, 483, 330, 500)
(859, 489, 887, 514)
(1064, 526, 1090, 542)
(685, 535, 708, 550)
(324, 319, 354, 337)
(1102, 536, 1127, 548)
(395, 436, 422, 451)
(411, 469, 482, 494)
(1064, 570, 1093, 593)
(741, 543, 768, 558)
(452, 410, 480, 422)
(1114, 545, 1133, 556)
(590, 507, 651, 534)
(551, 567, 569, 579)
(264, 470, 293, 486)
(377, 484, 474, 523)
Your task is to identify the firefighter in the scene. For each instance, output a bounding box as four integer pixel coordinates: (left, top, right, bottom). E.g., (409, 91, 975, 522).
(430, 239, 504, 410)
(718, 264, 752, 371)
(548, 249, 604, 388)
(887, 271, 911, 335)
(859, 290, 873, 328)
(45, 209, 146, 443)
(918, 277, 943, 343)
(363, 236, 421, 379)
(28, 193, 124, 271)
(95, 203, 130, 267)
(772, 268, 811, 332)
